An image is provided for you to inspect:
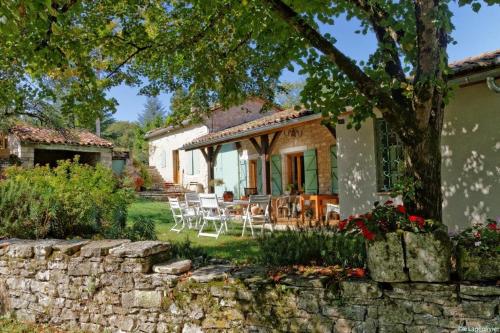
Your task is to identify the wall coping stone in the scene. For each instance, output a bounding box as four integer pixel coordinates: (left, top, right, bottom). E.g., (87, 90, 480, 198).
(109, 241, 170, 258)
(52, 239, 91, 255)
(189, 264, 233, 283)
(80, 239, 131, 257)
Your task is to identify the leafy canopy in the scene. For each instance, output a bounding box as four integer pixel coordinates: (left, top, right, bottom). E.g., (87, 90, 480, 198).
(0, 0, 497, 130)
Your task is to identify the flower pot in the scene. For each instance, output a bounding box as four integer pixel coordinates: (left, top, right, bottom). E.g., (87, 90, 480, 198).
(457, 246, 500, 281)
(404, 230, 451, 282)
(366, 232, 408, 282)
(223, 191, 234, 202)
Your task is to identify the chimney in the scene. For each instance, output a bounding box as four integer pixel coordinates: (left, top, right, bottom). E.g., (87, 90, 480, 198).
(95, 118, 101, 137)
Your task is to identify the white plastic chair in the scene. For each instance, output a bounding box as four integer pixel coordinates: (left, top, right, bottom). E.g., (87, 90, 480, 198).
(198, 194, 229, 239)
(185, 192, 202, 229)
(326, 203, 340, 224)
(168, 197, 187, 233)
(242, 195, 273, 237)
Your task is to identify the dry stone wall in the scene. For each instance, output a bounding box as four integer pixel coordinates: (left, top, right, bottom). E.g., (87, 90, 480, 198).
(0, 239, 498, 333)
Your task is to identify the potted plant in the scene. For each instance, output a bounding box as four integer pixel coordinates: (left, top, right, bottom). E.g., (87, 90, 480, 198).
(339, 200, 451, 282)
(454, 219, 499, 281)
(284, 183, 297, 195)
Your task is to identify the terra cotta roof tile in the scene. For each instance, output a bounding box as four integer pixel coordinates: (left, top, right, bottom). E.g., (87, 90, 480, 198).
(10, 125, 113, 148)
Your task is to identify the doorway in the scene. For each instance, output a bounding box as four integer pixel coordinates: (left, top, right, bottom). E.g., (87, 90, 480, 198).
(172, 150, 181, 184)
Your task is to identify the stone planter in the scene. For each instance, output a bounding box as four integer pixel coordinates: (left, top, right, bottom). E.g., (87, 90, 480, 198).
(457, 246, 500, 281)
(404, 230, 451, 282)
(366, 232, 408, 282)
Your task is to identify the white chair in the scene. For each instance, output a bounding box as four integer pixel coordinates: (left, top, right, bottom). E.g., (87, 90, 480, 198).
(185, 192, 202, 229)
(168, 197, 187, 233)
(198, 194, 229, 239)
(325, 203, 340, 224)
(242, 195, 273, 237)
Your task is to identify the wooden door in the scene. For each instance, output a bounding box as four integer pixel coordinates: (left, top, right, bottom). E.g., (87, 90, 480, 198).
(172, 150, 180, 184)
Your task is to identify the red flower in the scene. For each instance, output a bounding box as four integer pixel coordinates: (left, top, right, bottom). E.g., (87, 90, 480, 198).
(361, 228, 376, 241)
(338, 220, 348, 231)
(474, 231, 481, 239)
(384, 200, 393, 205)
(487, 223, 497, 231)
(348, 268, 366, 278)
(348, 215, 354, 221)
(409, 215, 425, 229)
(355, 220, 366, 229)
(396, 205, 406, 214)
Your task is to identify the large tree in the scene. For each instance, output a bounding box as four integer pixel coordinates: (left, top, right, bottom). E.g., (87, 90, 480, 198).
(0, 0, 498, 219)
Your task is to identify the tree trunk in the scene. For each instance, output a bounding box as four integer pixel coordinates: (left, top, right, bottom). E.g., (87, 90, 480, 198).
(403, 103, 444, 221)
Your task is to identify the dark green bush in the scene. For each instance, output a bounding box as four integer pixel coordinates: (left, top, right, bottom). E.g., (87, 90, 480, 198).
(257, 228, 366, 268)
(170, 237, 210, 263)
(0, 159, 134, 239)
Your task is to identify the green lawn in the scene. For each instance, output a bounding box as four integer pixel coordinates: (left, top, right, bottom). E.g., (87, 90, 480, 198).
(127, 198, 261, 263)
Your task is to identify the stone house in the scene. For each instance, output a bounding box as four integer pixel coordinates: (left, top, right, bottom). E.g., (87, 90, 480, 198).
(148, 50, 499, 230)
(145, 97, 282, 192)
(6, 124, 113, 168)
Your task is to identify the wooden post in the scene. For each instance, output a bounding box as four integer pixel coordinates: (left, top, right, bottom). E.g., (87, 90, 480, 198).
(200, 146, 222, 193)
(260, 135, 271, 195)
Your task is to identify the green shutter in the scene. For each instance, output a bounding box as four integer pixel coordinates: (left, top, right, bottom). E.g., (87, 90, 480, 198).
(239, 159, 248, 197)
(256, 158, 263, 194)
(270, 154, 283, 195)
(330, 145, 339, 194)
(304, 148, 318, 194)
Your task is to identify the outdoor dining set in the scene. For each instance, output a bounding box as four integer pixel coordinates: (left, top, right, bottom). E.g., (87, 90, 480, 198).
(168, 193, 274, 239)
(168, 192, 341, 239)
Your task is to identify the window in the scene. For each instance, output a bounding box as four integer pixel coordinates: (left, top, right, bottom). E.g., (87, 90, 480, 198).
(286, 152, 305, 192)
(185, 150, 201, 175)
(375, 119, 403, 191)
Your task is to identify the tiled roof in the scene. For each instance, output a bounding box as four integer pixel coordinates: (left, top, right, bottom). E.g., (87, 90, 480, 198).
(450, 49, 500, 77)
(10, 125, 113, 148)
(183, 109, 318, 149)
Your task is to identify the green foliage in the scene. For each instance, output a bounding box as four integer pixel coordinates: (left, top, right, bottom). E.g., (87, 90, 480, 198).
(103, 121, 139, 150)
(453, 219, 499, 257)
(0, 159, 133, 239)
(170, 237, 210, 263)
(257, 229, 366, 268)
(138, 97, 166, 127)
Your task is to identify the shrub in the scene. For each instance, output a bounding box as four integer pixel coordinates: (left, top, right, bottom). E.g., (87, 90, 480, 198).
(170, 237, 210, 263)
(257, 228, 366, 268)
(0, 159, 133, 239)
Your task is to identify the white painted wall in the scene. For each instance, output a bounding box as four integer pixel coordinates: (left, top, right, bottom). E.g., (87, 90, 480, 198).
(337, 81, 500, 231)
(148, 124, 209, 191)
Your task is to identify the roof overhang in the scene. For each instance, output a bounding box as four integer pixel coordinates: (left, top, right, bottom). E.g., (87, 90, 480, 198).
(182, 113, 323, 151)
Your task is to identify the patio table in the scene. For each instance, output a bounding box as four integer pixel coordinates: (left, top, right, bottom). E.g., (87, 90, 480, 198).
(300, 194, 339, 224)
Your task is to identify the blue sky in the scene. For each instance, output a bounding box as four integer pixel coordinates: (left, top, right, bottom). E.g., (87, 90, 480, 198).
(109, 3, 500, 122)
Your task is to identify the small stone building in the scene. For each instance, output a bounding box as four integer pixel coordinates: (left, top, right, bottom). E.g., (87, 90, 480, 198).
(7, 124, 113, 168)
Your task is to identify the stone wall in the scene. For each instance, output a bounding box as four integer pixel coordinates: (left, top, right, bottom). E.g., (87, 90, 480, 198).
(0, 239, 498, 333)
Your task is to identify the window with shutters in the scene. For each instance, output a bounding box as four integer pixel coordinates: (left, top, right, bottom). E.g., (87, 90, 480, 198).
(330, 145, 339, 194)
(286, 152, 305, 192)
(374, 119, 403, 191)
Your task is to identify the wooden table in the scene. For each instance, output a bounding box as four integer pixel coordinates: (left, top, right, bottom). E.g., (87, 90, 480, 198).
(300, 194, 339, 224)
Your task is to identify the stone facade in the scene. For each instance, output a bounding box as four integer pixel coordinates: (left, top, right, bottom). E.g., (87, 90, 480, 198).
(240, 120, 336, 195)
(0, 238, 498, 333)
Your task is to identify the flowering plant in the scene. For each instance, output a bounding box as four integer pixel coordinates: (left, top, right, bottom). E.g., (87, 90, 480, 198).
(338, 200, 440, 241)
(453, 218, 499, 256)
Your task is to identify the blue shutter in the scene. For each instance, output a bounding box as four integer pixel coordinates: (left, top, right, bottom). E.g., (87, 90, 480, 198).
(270, 154, 283, 195)
(304, 149, 318, 194)
(330, 145, 338, 194)
(239, 159, 248, 198)
(256, 158, 263, 194)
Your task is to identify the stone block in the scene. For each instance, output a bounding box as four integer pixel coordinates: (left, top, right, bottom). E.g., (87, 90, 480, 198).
(154, 259, 192, 275)
(189, 264, 233, 283)
(366, 233, 408, 282)
(80, 239, 130, 257)
(121, 290, 163, 308)
(7, 241, 36, 258)
(109, 241, 170, 258)
(340, 280, 382, 299)
(460, 284, 500, 298)
(53, 240, 90, 255)
(378, 302, 413, 325)
(404, 231, 451, 282)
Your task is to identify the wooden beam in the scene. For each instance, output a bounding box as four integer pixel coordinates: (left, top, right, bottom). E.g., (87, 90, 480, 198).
(268, 131, 282, 155)
(200, 148, 209, 162)
(213, 144, 222, 159)
(260, 135, 271, 194)
(324, 124, 336, 139)
(249, 137, 262, 154)
(235, 141, 242, 151)
(206, 146, 215, 193)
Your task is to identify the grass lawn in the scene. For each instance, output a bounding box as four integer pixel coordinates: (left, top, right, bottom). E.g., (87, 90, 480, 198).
(127, 198, 261, 263)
